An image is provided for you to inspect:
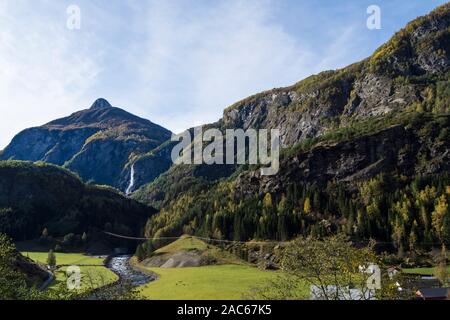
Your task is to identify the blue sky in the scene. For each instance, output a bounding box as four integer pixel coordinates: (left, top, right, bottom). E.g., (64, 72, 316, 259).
(0, 0, 447, 148)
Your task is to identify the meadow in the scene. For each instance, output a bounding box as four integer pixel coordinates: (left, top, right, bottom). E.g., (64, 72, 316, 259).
(402, 266, 450, 275)
(21, 251, 118, 292)
(137, 264, 308, 300)
(21, 251, 105, 266)
(50, 265, 118, 291)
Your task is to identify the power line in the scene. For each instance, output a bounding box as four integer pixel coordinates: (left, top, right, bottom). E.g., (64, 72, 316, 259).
(103, 231, 447, 246)
(102, 231, 279, 245)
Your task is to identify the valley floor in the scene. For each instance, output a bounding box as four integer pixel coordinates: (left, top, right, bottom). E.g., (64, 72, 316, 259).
(21, 251, 118, 292)
(135, 264, 308, 300)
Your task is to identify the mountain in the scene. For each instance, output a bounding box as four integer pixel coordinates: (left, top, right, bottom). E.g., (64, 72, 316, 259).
(0, 99, 172, 191)
(1, 3, 449, 249)
(124, 3, 450, 194)
(133, 4, 450, 246)
(0, 161, 156, 244)
(220, 3, 450, 147)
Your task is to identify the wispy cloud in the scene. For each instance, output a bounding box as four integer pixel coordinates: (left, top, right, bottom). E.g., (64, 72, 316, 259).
(0, 0, 446, 149)
(124, 0, 359, 132)
(0, 1, 101, 148)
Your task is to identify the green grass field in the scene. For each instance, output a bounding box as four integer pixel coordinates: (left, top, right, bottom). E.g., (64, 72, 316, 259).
(155, 236, 208, 254)
(153, 235, 248, 265)
(402, 266, 450, 275)
(50, 266, 118, 292)
(137, 264, 308, 300)
(21, 251, 117, 292)
(21, 251, 105, 266)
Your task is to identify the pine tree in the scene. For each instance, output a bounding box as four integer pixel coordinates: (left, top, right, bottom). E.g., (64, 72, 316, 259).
(392, 217, 405, 257)
(277, 195, 288, 240)
(135, 244, 145, 262)
(277, 214, 288, 241)
(233, 214, 242, 241)
(356, 210, 365, 237)
(313, 191, 321, 213)
(409, 220, 419, 252)
(432, 195, 449, 244)
(47, 250, 56, 268)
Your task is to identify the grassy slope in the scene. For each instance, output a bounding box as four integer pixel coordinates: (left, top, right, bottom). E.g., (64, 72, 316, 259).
(22, 251, 118, 292)
(154, 235, 247, 265)
(155, 236, 208, 253)
(50, 266, 118, 292)
(21, 252, 105, 266)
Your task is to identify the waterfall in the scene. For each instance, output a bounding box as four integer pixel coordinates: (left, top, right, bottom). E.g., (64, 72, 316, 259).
(126, 164, 135, 195)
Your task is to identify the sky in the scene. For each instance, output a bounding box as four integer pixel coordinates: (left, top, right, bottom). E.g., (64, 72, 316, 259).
(0, 0, 447, 149)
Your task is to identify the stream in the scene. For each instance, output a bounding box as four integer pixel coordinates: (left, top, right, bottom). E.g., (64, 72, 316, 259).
(87, 255, 154, 299)
(107, 255, 154, 287)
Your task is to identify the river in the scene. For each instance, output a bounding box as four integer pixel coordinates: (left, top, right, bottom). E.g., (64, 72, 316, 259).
(107, 255, 154, 287)
(87, 255, 154, 299)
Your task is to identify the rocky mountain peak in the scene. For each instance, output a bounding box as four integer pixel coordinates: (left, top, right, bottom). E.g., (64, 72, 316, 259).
(0, 97, 173, 190)
(90, 98, 112, 109)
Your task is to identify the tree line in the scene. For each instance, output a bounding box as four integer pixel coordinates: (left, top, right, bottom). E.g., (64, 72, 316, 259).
(145, 172, 450, 254)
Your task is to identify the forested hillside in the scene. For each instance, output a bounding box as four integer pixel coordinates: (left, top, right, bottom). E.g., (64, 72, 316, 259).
(134, 4, 450, 252)
(0, 161, 155, 244)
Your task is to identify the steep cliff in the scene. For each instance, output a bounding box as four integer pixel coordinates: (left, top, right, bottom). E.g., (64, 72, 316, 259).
(134, 4, 450, 244)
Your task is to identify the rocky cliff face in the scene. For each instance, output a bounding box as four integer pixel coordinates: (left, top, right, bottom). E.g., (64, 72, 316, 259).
(134, 4, 450, 208)
(118, 141, 175, 193)
(234, 115, 450, 198)
(222, 4, 450, 147)
(1, 99, 172, 190)
(1, 5, 449, 200)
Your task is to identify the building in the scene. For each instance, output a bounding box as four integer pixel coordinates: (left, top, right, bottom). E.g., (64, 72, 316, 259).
(416, 288, 450, 300)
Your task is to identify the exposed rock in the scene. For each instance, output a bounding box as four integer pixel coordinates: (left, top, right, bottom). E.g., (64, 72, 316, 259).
(1, 99, 172, 190)
(220, 5, 449, 148)
(142, 250, 203, 268)
(233, 118, 450, 198)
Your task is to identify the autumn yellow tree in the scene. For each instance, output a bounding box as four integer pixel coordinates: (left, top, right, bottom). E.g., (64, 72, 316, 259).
(263, 193, 273, 208)
(432, 195, 449, 244)
(303, 197, 312, 214)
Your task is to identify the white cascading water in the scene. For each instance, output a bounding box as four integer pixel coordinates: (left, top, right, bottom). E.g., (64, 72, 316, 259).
(125, 164, 135, 195)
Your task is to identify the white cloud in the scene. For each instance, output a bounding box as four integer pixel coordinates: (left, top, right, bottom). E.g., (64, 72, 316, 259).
(0, 0, 362, 148)
(0, 1, 101, 148)
(124, 0, 359, 134)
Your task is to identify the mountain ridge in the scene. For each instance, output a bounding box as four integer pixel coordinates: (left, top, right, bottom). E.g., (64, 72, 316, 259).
(0, 160, 156, 244)
(1, 3, 449, 247)
(132, 3, 450, 246)
(134, 3, 450, 204)
(0, 99, 173, 190)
